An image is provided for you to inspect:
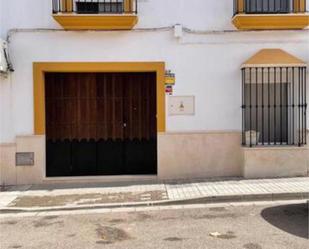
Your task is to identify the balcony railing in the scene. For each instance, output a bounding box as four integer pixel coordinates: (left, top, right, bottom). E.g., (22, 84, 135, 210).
(52, 0, 137, 14)
(234, 0, 307, 15)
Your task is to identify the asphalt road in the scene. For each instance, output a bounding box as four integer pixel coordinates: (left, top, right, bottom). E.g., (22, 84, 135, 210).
(0, 201, 308, 249)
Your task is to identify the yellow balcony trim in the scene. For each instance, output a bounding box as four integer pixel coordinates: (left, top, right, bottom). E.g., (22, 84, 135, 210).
(53, 14, 138, 30)
(232, 13, 309, 30)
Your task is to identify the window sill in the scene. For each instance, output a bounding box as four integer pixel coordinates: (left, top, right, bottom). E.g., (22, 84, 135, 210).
(52, 13, 138, 30)
(232, 13, 309, 30)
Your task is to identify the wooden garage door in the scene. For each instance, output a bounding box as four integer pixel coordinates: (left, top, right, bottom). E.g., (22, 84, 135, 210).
(45, 72, 157, 177)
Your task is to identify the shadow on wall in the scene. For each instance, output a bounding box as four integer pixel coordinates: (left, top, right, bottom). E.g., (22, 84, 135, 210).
(261, 203, 309, 239)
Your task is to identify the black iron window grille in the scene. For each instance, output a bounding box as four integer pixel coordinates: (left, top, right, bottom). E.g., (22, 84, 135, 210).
(234, 0, 307, 15)
(52, 0, 137, 14)
(245, 0, 290, 13)
(241, 66, 307, 147)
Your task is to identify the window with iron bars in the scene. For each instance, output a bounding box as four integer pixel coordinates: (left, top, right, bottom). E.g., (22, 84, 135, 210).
(233, 0, 307, 15)
(76, 0, 124, 14)
(245, 0, 291, 13)
(241, 67, 307, 147)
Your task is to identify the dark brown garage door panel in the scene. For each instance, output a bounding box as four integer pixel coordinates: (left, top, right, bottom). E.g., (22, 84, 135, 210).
(45, 72, 157, 177)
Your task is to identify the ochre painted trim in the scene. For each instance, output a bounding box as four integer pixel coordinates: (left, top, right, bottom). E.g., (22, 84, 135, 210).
(294, 0, 306, 12)
(237, 0, 244, 13)
(33, 62, 166, 135)
(232, 14, 309, 30)
(61, 0, 73, 12)
(124, 0, 133, 12)
(242, 49, 306, 67)
(53, 14, 138, 30)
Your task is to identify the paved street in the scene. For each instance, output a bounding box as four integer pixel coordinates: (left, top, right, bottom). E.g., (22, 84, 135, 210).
(1, 201, 308, 249)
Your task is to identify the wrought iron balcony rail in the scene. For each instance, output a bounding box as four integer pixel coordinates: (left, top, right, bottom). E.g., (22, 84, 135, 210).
(234, 0, 307, 15)
(52, 0, 137, 14)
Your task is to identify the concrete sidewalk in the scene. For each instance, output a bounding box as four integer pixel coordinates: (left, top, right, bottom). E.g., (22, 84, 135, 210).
(0, 177, 308, 212)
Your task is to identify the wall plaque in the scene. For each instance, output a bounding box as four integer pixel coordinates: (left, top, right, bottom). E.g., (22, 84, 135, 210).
(16, 152, 34, 166)
(168, 96, 195, 116)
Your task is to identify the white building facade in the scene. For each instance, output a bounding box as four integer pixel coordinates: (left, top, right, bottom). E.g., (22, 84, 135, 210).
(0, 0, 308, 185)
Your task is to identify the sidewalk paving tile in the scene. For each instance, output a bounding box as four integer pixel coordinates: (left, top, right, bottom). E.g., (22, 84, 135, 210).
(1, 177, 308, 209)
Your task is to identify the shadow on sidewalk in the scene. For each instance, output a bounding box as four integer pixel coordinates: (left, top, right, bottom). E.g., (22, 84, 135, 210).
(261, 203, 309, 239)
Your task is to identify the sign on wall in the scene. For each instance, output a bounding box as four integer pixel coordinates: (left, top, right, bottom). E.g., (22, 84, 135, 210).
(165, 70, 175, 95)
(165, 71, 175, 85)
(165, 85, 173, 95)
(168, 96, 195, 116)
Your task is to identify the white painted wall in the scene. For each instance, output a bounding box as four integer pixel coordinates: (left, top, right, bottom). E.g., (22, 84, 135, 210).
(0, 0, 3, 39)
(0, 0, 236, 37)
(1, 0, 308, 37)
(0, 0, 308, 143)
(0, 74, 13, 142)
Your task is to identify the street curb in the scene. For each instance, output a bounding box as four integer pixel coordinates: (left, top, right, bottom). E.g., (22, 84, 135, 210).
(1, 192, 308, 214)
